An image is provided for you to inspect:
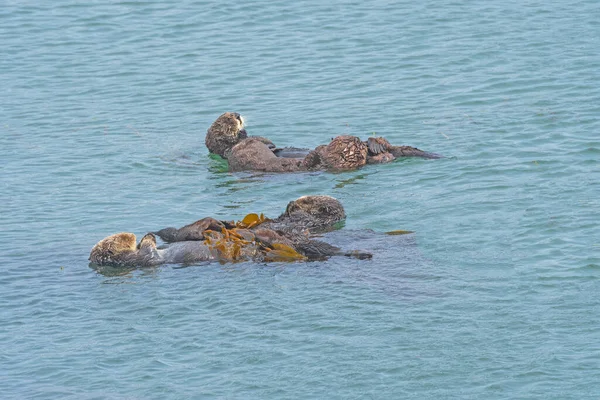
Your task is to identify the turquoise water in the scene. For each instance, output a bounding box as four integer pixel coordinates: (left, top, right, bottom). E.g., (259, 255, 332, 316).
(2, 0, 599, 398)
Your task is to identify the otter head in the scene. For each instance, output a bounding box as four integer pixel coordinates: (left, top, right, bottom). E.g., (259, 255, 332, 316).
(89, 232, 138, 266)
(283, 195, 346, 230)
(322, 135, 368, 171)
(205, 112, 248, 158)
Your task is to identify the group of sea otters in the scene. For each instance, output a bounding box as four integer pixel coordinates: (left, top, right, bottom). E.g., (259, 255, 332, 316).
(89, 112, 440, 268)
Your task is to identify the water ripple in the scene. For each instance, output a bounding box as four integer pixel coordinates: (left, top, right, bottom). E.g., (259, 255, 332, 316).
(2, 0, 600, 398)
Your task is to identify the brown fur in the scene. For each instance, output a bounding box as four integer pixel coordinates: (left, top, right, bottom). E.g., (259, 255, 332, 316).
(284, 195, 346, 224)
(252, 228, 295, 248)
(259, 195, 346, 236)
(205, 113, 440, 172)
(367, 152, 395, 164)
(205, 112, 247, 158)
(91, 196, 370, 267)
(367, 136, 440, 159)
(305, 136, 368, 171)
(388, 145, 440, 158)
(154, 217, 225, 243)
(228, 138, 306, 172)
(89, 232, 138, 266)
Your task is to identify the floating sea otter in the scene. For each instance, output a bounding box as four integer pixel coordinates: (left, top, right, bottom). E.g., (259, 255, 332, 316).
(205, 112, 441, 172)
(89, 196, 371, 268)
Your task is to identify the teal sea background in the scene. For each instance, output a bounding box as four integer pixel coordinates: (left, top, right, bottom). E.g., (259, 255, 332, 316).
(1, 0, 599, 398)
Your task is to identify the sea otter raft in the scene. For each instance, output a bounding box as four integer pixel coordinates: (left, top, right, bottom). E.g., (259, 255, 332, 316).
(89, 195, 371, 268)
(205, 112, 441, 172)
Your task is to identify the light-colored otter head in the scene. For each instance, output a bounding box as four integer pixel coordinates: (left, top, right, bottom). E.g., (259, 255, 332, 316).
(283, 195, 346, 230)
(90, 232, 160, 267)
(205, 112, 248, 158)
(89, 232, 138, 266)
(322, 135, 368, 171)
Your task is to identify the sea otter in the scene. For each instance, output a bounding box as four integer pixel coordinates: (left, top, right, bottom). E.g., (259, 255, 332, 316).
(205, 112, 276, 159)
(259, 194, 347, 234)
(205, 112, 440, 172)
(90, 196, 371, 268)
(89, 232, 216, 267)
(154, 195, 346, 243)
(154, 195, 357, 260)
(153, 195, 353, 260)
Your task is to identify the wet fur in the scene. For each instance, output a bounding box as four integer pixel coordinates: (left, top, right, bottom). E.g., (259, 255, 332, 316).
(205, 112, 247, 158)
(228, 138, 306, 172)
(205, 113, 439, 172)
(91, 196, 370, 267)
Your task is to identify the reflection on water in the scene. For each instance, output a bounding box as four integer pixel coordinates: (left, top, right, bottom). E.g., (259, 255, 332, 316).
(214, 176, 264, 190)
(90, 262, 168, 279)
(222, 200, 257, 209)
(89, 263, 137, 277)
(334, 173, 372, 189)
(206, 153, 229, 174)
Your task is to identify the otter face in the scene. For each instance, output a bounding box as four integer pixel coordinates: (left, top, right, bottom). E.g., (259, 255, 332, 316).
(284, 195, 346, 228)
(205, 112, 248, 158)
(89, 232, 137, 266)
(323, 135, 368, 170)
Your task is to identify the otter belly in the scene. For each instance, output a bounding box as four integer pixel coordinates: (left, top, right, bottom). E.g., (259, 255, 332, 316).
(157, 242, 214, 264)
(273, 147, 310, 158)
(229, 138, 306, 172)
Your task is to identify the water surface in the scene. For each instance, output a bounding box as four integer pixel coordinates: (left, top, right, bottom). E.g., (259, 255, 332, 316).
(1, 1, 599, 398)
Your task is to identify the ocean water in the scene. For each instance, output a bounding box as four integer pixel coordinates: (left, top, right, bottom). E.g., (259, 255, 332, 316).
(1, 0, 599, 398)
